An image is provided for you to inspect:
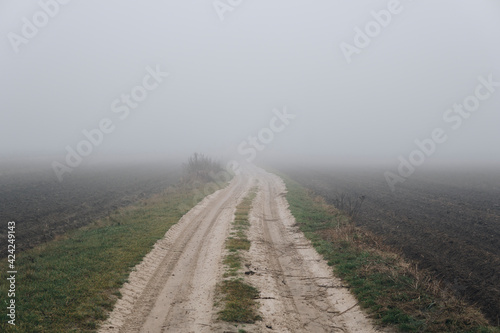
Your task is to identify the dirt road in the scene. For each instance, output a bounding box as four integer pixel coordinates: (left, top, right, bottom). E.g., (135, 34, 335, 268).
(99, 168, 380, 333)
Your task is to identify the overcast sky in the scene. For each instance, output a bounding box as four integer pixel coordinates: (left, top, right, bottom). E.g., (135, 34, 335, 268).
(1, 0, 499, 168)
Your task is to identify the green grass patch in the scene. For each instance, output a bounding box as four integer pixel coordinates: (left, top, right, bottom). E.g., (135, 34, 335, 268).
(0, 181, 225, 333)
(217, 279, 261, 323)
(227, 238, 251, 251)
(218, 187, 261, 325)
(279, 173, 499, 333)
(223, 253, 242, 277)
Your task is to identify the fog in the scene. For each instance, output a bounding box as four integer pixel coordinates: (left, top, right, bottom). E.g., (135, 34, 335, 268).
(1, 0, 499, 174)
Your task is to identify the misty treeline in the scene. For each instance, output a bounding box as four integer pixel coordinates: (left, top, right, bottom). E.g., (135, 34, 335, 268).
(181, 153, 224, 184)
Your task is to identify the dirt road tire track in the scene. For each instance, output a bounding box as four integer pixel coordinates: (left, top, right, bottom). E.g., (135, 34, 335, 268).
(99, 176, 250, 333)
(244, 170, 382, 332)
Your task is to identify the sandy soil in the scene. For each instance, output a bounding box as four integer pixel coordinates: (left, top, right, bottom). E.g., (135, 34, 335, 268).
(99, 168, 383, 333)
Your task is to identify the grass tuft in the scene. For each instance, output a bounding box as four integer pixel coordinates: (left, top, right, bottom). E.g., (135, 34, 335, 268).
(218, 279, 261, 323)
(226, 238, 251, 251)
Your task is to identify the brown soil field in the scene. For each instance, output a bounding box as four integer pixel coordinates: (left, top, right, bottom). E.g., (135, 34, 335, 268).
(281, 165, 500, 326)
(0, 163, 179, 256)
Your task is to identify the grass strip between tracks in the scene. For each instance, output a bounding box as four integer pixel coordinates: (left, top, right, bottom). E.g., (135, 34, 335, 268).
(281, 174, 500, 333)
(0, 181, 225, 333)
(217, 186, 261, 329)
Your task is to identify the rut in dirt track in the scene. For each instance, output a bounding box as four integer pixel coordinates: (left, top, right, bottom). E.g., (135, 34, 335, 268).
(99, 176, 250, 333)
(243, 170, 381, 332)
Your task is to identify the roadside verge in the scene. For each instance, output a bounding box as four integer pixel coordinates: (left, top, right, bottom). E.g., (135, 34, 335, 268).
(280, 173, 499, 332)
